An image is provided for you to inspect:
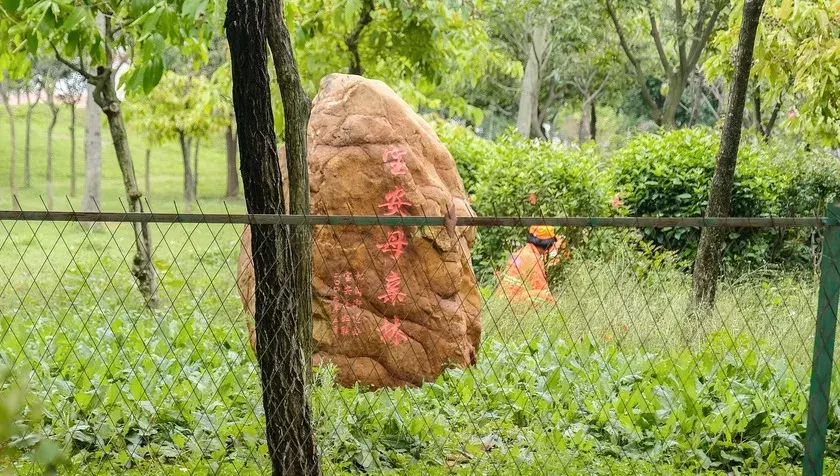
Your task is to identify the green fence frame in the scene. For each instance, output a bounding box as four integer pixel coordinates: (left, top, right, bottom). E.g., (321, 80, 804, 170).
(804, 203, 840, 476)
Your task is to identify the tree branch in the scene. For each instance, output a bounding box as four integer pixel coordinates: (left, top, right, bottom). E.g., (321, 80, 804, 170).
(50, 44, 94, 81)
(676, 0, 687, 73)
(687, 4, 723, 69)
(344, 0, 374, 75)
(604, 0, 662, 121)
(753, 84, 763, 135)
(648, 6, 673, 79)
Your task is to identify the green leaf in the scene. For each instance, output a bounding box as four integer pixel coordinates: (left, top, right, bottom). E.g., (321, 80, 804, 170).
(143, 58, 164, 93)
(62, 6, 87, 30)
(1, 0, 20, 12)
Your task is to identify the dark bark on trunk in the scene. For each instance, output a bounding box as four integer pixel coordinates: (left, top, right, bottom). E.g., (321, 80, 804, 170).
(92, 69, 158, 308)
(226, 0, 320, 472)
(178, 132, 194, 213)
(2, 86, 17, 210)
(69, 104, 77, 197)
(590, 98, 597, 142)
(754, 86, 782, 141)
(268, 0, 315, 372)
(692, 0, 765, 310)
(753, 85, 763, 134)
(764, 100, 782, 140)
(145, 148, 151, 199)
(345, 0, 374, 75)
(225, 123, 238, 198)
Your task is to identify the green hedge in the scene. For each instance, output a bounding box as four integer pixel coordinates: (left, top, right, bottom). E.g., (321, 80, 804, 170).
(436, 121, 840, 274)
(435, 121, 613, 281)
(612, 128, 840, 267)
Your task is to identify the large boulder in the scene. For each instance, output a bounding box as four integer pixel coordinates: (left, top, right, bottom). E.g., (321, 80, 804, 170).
(237, 74, 481, 388)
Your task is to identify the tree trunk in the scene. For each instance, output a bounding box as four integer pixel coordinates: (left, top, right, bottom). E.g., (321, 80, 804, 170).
(590, 98, 597, 142)
(692, 0, 765, 310)
(2, 89, 17, 210)
(83, 84, 102, 213)
(193, 138, 200, 199)
(93, 73, 158, 308)
(46, 105, 58, 210)
(228, 0, 320, 471)
(661, 78, 687, 129)
(225, 123, 238, 198)
(69, 104, 77, 197)
(578, 99, 591, 144)
(516, 24, 548, 139)
(178, 132, 194, 213)
(24, 97, 38, 188)
(145, 148, 151, 199)
(344, 0, 374, 75)
(269, 0, 315, 376)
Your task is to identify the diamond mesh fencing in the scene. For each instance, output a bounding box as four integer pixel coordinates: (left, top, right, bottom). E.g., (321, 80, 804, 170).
(1, 210, 840, 475)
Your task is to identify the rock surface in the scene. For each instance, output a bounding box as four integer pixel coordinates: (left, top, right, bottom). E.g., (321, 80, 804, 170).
(237, 74, 481, 388)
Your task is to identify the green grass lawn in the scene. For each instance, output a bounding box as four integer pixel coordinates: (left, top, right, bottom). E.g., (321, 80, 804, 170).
(0, 105, 835, 474)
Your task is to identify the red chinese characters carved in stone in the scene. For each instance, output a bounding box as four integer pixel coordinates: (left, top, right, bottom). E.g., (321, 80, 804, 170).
(377, 270, 406, 305)
(331, 271, 363, 336)
(378, 187, 412, 217)
(378, 317, 408, 345)
(376, 230, 409, 260)
(383, 147, 408, 175)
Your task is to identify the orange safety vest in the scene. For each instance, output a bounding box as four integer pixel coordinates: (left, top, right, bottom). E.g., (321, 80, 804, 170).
(494, 243, 557, 304)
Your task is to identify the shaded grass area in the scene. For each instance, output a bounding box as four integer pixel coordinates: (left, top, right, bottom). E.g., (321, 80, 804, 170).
(0, 221, 834, 474)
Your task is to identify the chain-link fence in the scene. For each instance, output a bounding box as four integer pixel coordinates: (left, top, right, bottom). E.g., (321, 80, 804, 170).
(1, 209, 839, 475)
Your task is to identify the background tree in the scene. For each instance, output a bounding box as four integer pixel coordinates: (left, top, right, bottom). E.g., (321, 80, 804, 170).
(226, 0, 319, 471)
(289, 0, 505, 125)
(43, 63, 62, 210)
(0, 73, 18, 210)
(705, 0, 840, 145)
(83, 83, 102, 213)
(692, 0, 765, 309)
(604, 0, 728, 128)
(23, 65, 43, 188)
(126, 72, 230, 212)
(57, 71, 86, 198)
(4, 0, 221, 306)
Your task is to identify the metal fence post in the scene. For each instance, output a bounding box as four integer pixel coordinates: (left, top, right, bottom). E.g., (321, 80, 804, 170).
(804, 203, 840, 476)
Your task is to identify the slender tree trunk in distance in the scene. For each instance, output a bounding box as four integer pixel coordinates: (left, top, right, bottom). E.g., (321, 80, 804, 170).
(516, 24, 548, 139)
(578, 99, 591, 144)
(692, 0, 765, 310)
(590, 99, 597, 142)
(227, 0, 320, 471)
(193, 138, 200, 199)
(69, 104, 77, 197)
(46, 94, 58, 210)
(178, 132, 194, 213)
(24, 94, 39, 188)
(1, 82, 18, 210)
(144, 148, 151, 199)
(92, 68, 158, 308)
(225, 123, 238, 198)
(83, 84, 102, 213)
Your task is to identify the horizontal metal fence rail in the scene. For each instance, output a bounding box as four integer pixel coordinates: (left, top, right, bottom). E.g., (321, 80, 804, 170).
(0, 210, 832, 227)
